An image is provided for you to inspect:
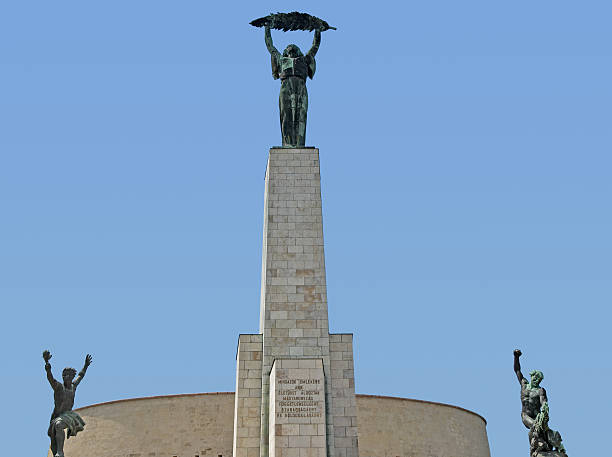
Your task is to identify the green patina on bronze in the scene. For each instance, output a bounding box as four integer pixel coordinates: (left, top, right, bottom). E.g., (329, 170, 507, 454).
(251, 12, 335, 148)
(513, 349, 568, 457)
(43, 350, 93, 457)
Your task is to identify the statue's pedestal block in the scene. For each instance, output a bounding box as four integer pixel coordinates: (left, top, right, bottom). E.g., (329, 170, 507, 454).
(233, 148, 359, 457)
(269, 358, 327, 457)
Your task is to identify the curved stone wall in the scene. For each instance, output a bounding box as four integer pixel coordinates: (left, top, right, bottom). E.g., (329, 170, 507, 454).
(356, 395, 490, 457)
(51, 393, 235, 457)
(50, 393, 489, 457)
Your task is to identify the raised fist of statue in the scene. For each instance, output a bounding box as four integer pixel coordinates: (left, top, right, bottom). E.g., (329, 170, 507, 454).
(84, 354, 93, 367)
(514, 349, 522, 357)
(43, 350, 52, 363)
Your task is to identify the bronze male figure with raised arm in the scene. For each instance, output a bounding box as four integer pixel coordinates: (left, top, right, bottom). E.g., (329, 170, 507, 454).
(513, 349, 567, 457)
(43, 350, 92, 457)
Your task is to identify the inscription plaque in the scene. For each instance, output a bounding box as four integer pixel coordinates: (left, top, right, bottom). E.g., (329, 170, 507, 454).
(269, 358, 327, 457)
(277, 378, 323, 418)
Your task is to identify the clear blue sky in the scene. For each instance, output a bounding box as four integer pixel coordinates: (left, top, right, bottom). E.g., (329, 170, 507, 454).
(1, 1, 610, 456)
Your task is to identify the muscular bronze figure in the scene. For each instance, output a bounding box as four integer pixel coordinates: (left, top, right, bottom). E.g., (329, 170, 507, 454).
(43, 350, 92, 457)
(514, 349, 567, 457)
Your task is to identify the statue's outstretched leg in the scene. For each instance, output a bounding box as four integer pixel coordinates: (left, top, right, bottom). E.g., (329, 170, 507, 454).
(54, 420, 66, 457)
(49, 423, 58, 456)
(50, 436, 57, 457)
(522, 412, 535, 429)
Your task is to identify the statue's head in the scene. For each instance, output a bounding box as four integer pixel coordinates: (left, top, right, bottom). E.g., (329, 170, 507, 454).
(283, 44, 303, 58)
(62, 367, 77, 383)
(529, 370, 544, 387)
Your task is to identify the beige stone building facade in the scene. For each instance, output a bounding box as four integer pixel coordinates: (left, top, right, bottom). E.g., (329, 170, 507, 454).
(49, 148, 491, 457)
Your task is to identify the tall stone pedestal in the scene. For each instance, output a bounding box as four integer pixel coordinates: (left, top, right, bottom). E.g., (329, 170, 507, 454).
(233, 148, 359, 457)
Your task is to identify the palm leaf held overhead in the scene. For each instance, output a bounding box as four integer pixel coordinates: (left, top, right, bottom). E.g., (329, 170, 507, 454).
(250, 12, 336, 32)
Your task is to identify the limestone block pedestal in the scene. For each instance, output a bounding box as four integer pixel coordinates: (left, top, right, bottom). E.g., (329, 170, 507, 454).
(233, 148, 359, 457)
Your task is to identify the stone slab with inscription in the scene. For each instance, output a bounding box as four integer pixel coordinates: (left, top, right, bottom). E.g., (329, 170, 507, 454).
(269, 358, 327, 457)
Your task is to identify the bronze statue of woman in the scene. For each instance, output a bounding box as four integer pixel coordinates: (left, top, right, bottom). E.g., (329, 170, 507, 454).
(264, 26, 321, 147)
